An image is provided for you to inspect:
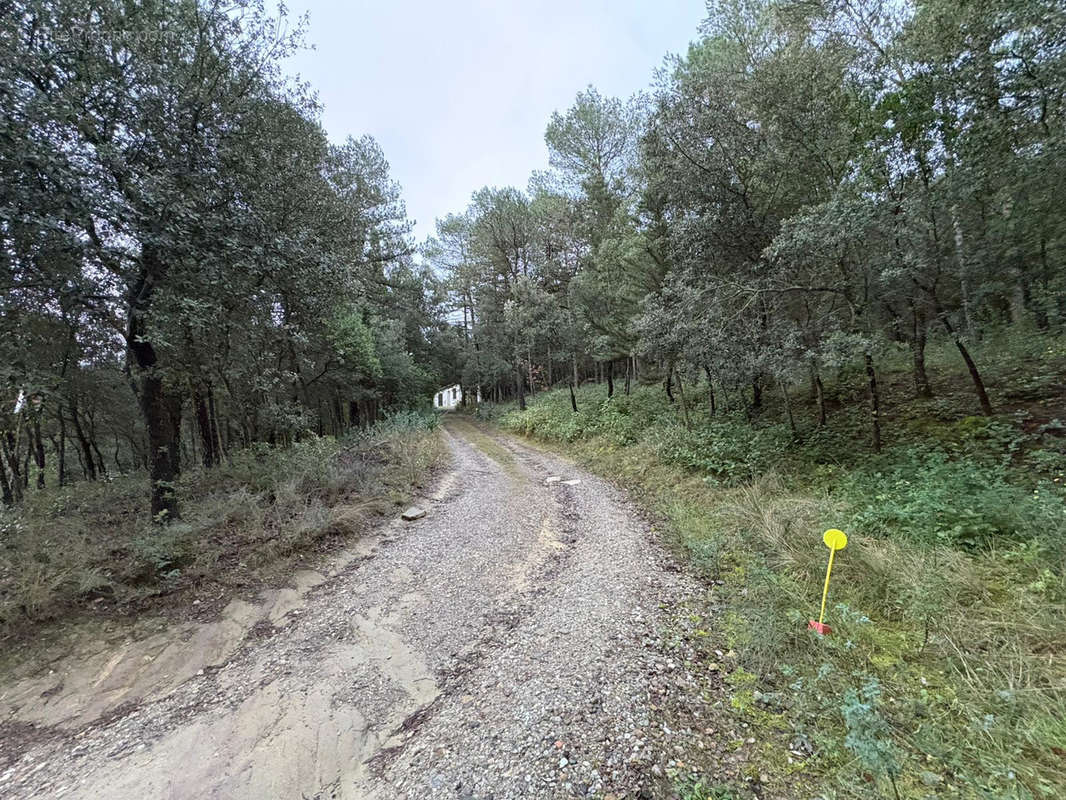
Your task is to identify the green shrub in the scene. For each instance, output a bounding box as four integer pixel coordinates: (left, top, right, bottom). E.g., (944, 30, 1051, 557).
(839, 446, 1066, 550)
(646, 419, 792, 485)
(495, 369, 1066, 798)
(0, 416, 443, 641)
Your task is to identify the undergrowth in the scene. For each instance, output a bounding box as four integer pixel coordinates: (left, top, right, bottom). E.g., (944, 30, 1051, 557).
(496, 330, 1066, 799)
(0, 410, 442, 642)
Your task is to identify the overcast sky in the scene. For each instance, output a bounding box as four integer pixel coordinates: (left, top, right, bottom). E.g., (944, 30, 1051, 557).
(284, 1, 706, 243)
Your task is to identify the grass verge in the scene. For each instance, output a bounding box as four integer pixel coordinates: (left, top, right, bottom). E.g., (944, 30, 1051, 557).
(491, 331, 1066, 800)
(0, 410, 444, 644)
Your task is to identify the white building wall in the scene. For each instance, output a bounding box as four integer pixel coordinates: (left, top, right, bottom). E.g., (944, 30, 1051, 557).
(434, 384, 462, 410)
(433, 384, 481, 410)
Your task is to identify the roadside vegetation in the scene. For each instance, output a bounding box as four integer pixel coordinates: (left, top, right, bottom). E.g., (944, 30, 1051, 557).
(2, 1, 452, 523)
(494, 330, 1066, 800)
(0, 412, 442, 644)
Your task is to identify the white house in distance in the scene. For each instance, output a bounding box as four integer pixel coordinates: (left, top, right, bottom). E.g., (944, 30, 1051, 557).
(433, 384, 480, 410)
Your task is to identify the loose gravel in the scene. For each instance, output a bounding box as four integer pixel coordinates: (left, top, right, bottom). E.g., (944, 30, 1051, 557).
(0, 418, 703, 800)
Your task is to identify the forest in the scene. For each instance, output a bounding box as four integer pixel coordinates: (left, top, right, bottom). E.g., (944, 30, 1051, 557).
(429, 0, 1063, 438)
(424, 0, 1066, 796)
(1, 0, 450, 520)
(2, 0, 1065, 796)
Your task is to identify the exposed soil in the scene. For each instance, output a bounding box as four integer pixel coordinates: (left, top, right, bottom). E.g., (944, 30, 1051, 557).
(0, 418, 724, 799)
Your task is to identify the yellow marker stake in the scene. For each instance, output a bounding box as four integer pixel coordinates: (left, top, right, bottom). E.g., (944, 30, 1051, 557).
(811, 528, 847, 635)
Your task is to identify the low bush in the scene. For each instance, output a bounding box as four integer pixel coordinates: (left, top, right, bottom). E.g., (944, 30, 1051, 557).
(0, 413, 442, 641)
(836, 445, 1066, 551)
(498, 370, 1066, 799)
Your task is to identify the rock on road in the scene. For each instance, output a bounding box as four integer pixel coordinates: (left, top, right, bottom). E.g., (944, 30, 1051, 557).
(0, 418, 697, 799)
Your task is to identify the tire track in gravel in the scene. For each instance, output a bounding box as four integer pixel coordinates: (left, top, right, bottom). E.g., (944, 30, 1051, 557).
(0, 417, 697, 800)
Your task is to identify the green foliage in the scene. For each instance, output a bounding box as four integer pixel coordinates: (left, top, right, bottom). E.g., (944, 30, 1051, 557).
(0, 417, 442, 640)
(329, 309, 382, 378)
(841, 679, 901, 791)
(1, 0, 441, 519)
(676, 779, 745, 800)
(839, 446, 1066, 550)
(646, 420, 792, 486)
(500, 341, 1066, 798)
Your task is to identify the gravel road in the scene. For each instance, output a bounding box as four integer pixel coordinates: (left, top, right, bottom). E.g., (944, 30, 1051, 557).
(0, 418, 701, 799)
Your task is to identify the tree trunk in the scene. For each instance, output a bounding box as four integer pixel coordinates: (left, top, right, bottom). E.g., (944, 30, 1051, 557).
(527, 342, 535, 396)
(675, 368, 691, 429)
(624, 356, 631, 395)
(32, 416, 46, 490)
(515, 358, 526, 411)
(910, 305, 933, 398)
(91, 436, 109, 480)
(55, 409, 67, 486)
(569, 382, 578, 413)
(129, 259, 182, 521)
(664, 361, 675, 403)
(573, 353, 579, 389)
(812, 364, 827, 427)
(751, 375, 762, 410)
(137, 372, 182, 519)
(22, 442, 31, 490)
(210, 390, 226, 463)
(703, 365, 716, 416)
(2, 432, 23, 503)
(0, 454, 13, 506)
(952, 207, 974, 336)
(864, 351, 882, 453)
(780, 378, 797, 438)
(194, 386, 219, 467)
(68, 400, 96, 481)
(937, 305, 992, 416)
(113, 433, 125, 473)
(606, 360, 614, 398)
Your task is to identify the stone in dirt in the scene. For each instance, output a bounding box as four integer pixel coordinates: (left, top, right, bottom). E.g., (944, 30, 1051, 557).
(401, 506, 427, 521)
(561, 479, 581, 486)
(545, 476, 561, 484)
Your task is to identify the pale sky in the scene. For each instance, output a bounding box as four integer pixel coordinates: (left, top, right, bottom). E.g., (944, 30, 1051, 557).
(284, 1, 706, 242)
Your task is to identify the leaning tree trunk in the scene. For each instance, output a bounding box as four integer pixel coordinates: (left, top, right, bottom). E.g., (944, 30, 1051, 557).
(68, 399, 96, 481)
(90, 434, 108, 480)
(919, 282, 992, 416)
(938, 307, 992, 416)
(569, 382, 578, 413)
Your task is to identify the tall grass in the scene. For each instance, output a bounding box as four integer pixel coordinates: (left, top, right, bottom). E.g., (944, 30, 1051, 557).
(0, 411, 442, 641)
(497, 332, 1066, 799)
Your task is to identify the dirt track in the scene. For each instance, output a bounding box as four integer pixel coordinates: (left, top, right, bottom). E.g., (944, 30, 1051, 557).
(0, 418, 697, 799)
